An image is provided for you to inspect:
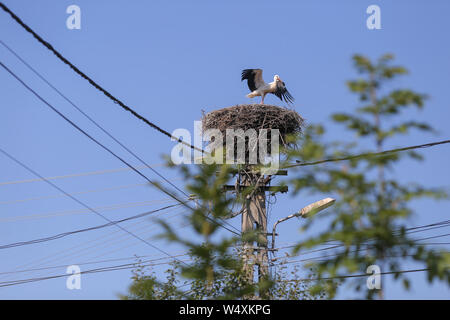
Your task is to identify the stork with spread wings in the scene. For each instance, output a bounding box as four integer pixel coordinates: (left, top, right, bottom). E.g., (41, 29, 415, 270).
(241, 68, 294, 105)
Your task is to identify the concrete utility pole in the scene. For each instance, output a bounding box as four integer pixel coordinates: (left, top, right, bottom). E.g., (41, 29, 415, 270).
(241, 172, 268, 285)
(225, 168, 288, 298)
(224, 169, 335, 299)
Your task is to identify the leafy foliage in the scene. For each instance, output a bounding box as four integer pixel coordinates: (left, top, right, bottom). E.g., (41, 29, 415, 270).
(286, 54, 449, 299)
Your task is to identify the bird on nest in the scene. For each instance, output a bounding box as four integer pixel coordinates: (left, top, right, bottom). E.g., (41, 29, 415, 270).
(241, 68, 294, 105)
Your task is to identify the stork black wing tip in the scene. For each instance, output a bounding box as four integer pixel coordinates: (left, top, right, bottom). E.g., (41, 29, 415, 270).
(241, 69, 252, 81)
(284, 90, 294, 104)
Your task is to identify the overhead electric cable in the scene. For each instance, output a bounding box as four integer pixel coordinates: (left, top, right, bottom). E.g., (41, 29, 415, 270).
(0, 38, 192, 202)
(286, 140, 450, 168)
(279, 268, 439, 283)
(0, 166, 163, 186)
(0, 60, 192, 210)
(0, 146, 188, 265)
(0, 59, 238, 235)
(0, 204, 181, 250)
(0, 3, 204, 153)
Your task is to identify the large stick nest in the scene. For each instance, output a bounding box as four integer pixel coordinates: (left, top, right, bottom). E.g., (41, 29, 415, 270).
(202, 104, 304, 164)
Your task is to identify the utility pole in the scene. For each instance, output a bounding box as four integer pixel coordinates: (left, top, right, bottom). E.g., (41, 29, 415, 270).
(241, 171, 268, 287)
(224, 167, 336, 300)
(224, 168, 288, 298)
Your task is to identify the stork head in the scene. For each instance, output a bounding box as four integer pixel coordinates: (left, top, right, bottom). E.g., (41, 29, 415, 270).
(274, 75, 282, 82)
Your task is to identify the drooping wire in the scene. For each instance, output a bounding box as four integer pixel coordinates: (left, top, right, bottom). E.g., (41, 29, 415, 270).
(0, 4, 240, 235)
(0, 146, 189, 266)
(0, 209, 186, 282)
(0, 165, 164, 186)
(0, 198, 177, 222)
(0, 258, 192, 288)
(0, 261, 437, 289)
(0, 60, 239, 236)
(278, 267, 439, 283)
(0, 60, 190, 207)
(0, 39, 189, 203)
(0, 203, 182, 250)
(272, 231, 450, 264)
(285, 139, 450, 168)
(0, 3, 204, 154)
(0, 182, 150, 205)
(0, 252, 189, 277)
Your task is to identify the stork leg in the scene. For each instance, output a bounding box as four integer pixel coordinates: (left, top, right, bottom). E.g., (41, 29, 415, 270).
(261, 94, 266, 105)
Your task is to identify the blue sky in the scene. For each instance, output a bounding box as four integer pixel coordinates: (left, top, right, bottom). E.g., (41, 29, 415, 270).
(0, 0, 449, 299)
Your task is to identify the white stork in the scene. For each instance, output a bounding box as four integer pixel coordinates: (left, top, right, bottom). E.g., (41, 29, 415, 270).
(241, 68, 294, 105)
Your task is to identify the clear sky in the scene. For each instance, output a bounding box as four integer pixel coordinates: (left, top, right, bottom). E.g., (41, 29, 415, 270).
(0, 0, 449, 299)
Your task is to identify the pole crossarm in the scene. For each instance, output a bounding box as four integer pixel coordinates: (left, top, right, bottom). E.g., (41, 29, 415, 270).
(223, 185, 288, 193)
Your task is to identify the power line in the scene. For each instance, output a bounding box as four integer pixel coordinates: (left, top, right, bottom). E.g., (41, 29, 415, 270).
(0, 182, 150, 205)
(0, 59, 238, 235)
(0, 3, 203, 154)
(272, 222, 450, 262)
(0, 39, 238, 232)
(276, 243, 450, 267)
(0, 203, 181, 250)
(276, 253, 416, 267)
(280, 268, 437, 283)
(0, 261, 437, 289)
(0, 198, 177, 223)
(0, 252, 190, 277)
(285, 139, 450, 168)
(1, 245, 239, 289)
(0, 60, 191, 209)
(0, 147, 189, 265)
(0, 165, 163, 186)
(413, 232, 450, 242)
(273, 232, 450, 264)
(274, 219, 450, 253)
(81, 212, 188, 263)
(0, 30, 237, 237)
(405, 220, 450, 235)
(0, 257, 192, 288)
(0, 39, 192, 203)
(0, 209, 186, 282)
(1, 32, 240, 239)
